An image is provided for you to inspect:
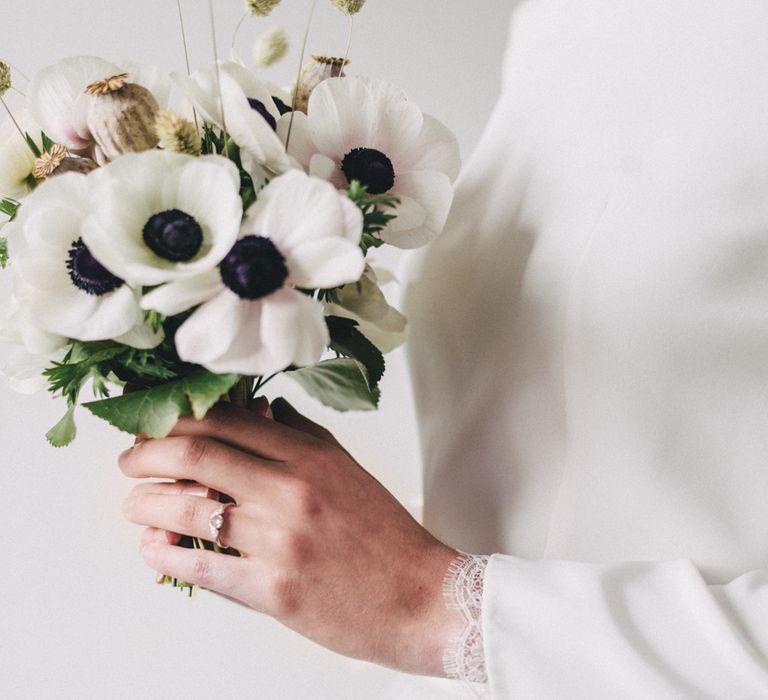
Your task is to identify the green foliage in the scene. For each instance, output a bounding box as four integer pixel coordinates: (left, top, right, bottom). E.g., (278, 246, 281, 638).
(287, 358, 379, 411)
(40, 131, 56, 153)
(327, 315, 385, 387)
(0, 237, 7, 269)
(46, 405, 77, 448)
(0, 198, 19, 220)
(24, 132, 41, 158)
(83, 371, 240, 438)
(347, 180, 400, 254)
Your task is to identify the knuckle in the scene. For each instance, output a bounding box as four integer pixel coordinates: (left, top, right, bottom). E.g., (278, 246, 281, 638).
(268, 574, 303, 617)
(277, 529, 313, 566)
(287, 478, 322, 519)
(180, 436, 209, 468)
(192, 555, 214, 585)
(178, 497, 202, 530)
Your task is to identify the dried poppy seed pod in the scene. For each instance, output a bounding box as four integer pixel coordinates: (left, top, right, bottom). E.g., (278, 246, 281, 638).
(330, 0, 366, 16)
(85, 73, 160, 162)
(32, 144, 98, 179)
(295, 55, 347, 114)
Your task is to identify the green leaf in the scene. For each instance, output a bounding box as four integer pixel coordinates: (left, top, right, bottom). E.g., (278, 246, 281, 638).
(0, 237, 7, 269)
(0, 198, 19, 219)
(46, 405, 77, 448)
(287, 359, 380, 411)
(41, 131, 56, 152)
(327, 316, 385, 387)
(83, 371, 240, 438)
(24, 132, 41, 158)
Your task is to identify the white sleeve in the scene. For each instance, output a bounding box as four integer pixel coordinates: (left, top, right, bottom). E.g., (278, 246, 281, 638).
(482, 554, 768, 698)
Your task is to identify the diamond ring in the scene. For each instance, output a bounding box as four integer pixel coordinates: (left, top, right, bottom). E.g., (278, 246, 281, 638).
(209, 502, 234, 549)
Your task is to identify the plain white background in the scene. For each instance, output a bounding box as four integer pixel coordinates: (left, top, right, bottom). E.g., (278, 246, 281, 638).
(0, 1, 514, 697)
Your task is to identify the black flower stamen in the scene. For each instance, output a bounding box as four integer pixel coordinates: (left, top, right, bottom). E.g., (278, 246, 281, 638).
(341, 147, 396, 194)
(66, 238, 124, 296)
(247, 98, 277, 131)
(143, 209, 203, 262)
(272, 96, 293, 116)
(220, 235, 288, 300)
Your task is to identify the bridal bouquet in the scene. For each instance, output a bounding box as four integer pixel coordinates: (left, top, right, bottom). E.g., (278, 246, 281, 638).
(0, 0, 460, 451)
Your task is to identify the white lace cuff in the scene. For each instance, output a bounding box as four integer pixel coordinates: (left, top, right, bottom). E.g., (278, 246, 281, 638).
(442, 553, 490, 684)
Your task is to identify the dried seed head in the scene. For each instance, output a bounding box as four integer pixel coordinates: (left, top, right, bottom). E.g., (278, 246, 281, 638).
(0, 61, 11, 97)
(155, 110, 202, 155)
(85, 72, 130, 96)
(295, 55, 348, 113)
(253, 25, 289, 67)
(33, 144, 98, 179)
(330, 0, 366, 16)
(86, 81, 160, 161)
(246, 0, 282, 16)
(32, 144, 69, 178)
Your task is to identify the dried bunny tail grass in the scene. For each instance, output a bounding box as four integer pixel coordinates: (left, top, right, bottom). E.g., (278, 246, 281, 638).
(155, 110, 201, 155)
(32, 144, 69, 178)
(330, 0, 366, 16)
(246, 0, 282, 16)
(0, 61, 11, 97)
(253, 25, 289, 67)
(85, 73, 130, 96)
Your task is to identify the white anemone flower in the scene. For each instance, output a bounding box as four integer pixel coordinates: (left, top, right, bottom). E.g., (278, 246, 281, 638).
(172, 62, 295, 186)
(6, 173, 161, 347)
(325, 265, 407, 353)
(279, 76, 461, 249)
(143, 170, 365, 376)
(81, 151, 242, 286)
(0, 109, 44, 201)
(0, 295, 67, 394)
(29, 56, 170, 152)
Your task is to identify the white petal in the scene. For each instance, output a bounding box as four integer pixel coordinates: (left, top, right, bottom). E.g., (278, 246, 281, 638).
(382, 171, 454, 248)
(115, 321, 164, 349)
(307, 78, 423, 162)
(394, 115, 461, 182)
(29, 56, 120, 150)
(278, 111, 314, 170)
(309, 153, 341, 183)
(141, 270, 223, 316)
(0, 110, 40, 201)
(286, 237, 364, 289)
(385, 194, 426, 232)
(175, 290, 244, 366)
(261, 288, 329, 369)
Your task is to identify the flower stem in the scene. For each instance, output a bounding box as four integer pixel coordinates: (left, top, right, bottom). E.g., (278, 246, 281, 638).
(231, 12, 248, 54)
(286, 0, 318, 150)
(175, 0, 199, 132)
(208, 0, 229, 153)
(342, 16, 354, 69)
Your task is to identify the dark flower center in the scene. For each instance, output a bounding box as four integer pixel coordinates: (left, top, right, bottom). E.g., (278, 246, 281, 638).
(340, 147, 396, 194)
(272, 96, 293, 116)
(66, 238, 124, 296)
(247, 98, 277, 131)
(143, 209, 203, 262)
(220, 235, 288, 300)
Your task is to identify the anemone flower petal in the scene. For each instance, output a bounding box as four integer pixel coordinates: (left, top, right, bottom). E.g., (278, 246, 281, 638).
(175, 289, 245, 366)
(29, 56, 121, 150)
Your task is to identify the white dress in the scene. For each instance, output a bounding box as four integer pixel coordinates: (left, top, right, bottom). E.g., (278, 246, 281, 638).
(403, 1, 768, 697)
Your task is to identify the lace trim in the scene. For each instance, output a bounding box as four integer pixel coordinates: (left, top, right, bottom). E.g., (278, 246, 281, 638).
(442, 553, 490, 684)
